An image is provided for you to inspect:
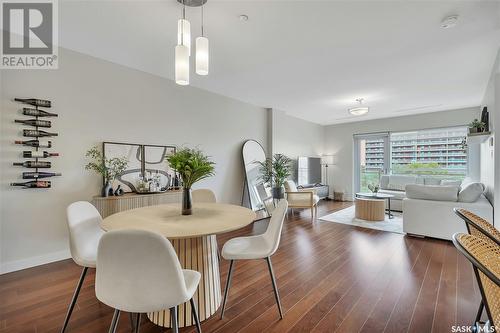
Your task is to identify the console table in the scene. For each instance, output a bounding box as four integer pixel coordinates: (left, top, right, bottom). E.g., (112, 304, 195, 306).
(92, 191, 182, 218)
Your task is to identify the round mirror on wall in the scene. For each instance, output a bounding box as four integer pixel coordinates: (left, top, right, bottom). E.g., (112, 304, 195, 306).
(241, 140, 274, 219)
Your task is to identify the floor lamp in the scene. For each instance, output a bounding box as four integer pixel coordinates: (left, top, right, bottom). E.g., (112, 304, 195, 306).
(321, 155, 335, 200)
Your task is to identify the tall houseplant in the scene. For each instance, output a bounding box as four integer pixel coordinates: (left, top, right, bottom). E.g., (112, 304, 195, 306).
(166, 147, 215, 215)
(256, 154, 292, 199)
(85, 146, 129, 197)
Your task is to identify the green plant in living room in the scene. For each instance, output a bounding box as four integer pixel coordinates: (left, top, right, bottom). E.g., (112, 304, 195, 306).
(256, 153, 292, 199)
(468, 118, 486, 134)
(367, 183, 380, 194)
(85, 146, 129, 197)
(166, 147, 215, 215)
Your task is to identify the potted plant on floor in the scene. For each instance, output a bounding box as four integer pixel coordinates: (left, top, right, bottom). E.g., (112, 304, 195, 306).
(166, 147, 215, 215)
(256, 153, 292, 199)
(85, 146, 129, 197)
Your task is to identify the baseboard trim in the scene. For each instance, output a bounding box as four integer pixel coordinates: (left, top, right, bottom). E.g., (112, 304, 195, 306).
(0, 250, 71, 275)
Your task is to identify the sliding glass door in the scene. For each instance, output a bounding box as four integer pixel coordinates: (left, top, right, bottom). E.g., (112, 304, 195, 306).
(354, 133, 390, 193)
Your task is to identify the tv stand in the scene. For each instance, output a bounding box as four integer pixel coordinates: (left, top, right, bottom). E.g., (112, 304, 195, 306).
(298, 184, 329, 199)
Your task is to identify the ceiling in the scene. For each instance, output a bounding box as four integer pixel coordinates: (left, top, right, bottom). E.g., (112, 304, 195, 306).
(59, 0, 500, 125)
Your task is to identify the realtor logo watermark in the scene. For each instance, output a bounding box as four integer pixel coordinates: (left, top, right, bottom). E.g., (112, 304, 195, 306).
(1, 0, 58, 69)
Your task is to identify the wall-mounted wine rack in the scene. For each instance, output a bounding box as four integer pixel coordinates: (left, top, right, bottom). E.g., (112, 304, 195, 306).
(11, 98, 61, 189)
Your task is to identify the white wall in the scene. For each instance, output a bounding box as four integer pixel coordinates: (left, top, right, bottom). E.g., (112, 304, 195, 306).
(324, 107, 480, 199)
(271, 109, 324, 158)
(480, 48, 500, 225)
(0, 48, 268, 273)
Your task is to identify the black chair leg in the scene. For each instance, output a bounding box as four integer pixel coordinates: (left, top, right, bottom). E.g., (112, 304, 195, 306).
(266, 257, 283, 319)
(170, 306, 179, 333)
(134, 313, 141, 333)
(108, 309, 120, 333)
(220, 260, 235, 319)
(61, 267, 88, 333)
(475, 300, 484, 323)
(190, 298, 202, 333)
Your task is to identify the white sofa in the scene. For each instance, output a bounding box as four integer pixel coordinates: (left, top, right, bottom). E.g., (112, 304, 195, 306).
(378, 175, 461, 211)
(402, 185, 493, 241)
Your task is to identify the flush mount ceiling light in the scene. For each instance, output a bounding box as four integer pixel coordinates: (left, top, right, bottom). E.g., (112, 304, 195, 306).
(441, 15, 459, 29)
(175, 0, 209, 85)
(348, 98, 369, 116)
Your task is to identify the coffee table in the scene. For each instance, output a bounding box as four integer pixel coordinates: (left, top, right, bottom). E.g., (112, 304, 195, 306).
(355, 192, 395, 218)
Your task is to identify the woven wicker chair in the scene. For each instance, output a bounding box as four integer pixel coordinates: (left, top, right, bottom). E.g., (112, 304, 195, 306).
(452, 233, 500, 330)
(454, 209, 500, 246)
(454, 208, 500, 325)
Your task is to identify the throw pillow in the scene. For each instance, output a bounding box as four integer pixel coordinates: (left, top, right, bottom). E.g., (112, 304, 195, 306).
(458, 183, 485, 203)
(387, 183, 406, 191)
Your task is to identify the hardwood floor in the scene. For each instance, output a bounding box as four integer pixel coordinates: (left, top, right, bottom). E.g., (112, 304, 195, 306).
(0, 201, 481, 333)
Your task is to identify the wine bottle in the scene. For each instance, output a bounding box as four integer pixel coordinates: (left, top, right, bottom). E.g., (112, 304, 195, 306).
(23, 129, 58, 137)
(23, 151, 59, 158)
(15, 140, 52, 148)
(15, 119, 51, 127)
(13, 161, 51, 168)
(22, 172, 61, 179)
(10, 181, 51, 188)
(22, 108, 57, 117)
(14, 98, 51, 108)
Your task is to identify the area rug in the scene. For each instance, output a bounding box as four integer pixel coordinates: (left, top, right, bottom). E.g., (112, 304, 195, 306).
(319, 206, 404, 234)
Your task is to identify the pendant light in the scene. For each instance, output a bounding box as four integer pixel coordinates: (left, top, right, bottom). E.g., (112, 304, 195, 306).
(177, 1, 191, 55)
(348, 98, 369, 116)
(175, 3, 191, 86)
(175, 1, 190, 85)
(195, 4, 209, 75)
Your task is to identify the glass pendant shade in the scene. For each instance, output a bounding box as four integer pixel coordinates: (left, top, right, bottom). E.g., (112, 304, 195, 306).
(175, 44, 190, 85)
(195, 36, 209, 75)
(177, 19, 191, 55)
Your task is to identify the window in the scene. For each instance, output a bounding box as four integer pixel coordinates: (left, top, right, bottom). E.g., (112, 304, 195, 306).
(390, 126, 467, 179)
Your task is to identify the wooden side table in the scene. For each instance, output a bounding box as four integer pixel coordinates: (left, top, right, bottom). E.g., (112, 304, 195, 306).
(355, 198, 385, 221)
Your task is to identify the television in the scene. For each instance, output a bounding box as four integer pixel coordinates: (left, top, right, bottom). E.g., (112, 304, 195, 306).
(297, 156, 322, 186)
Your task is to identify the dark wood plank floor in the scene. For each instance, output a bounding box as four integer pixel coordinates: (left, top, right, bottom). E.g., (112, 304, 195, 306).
(0, 201, 481, 333)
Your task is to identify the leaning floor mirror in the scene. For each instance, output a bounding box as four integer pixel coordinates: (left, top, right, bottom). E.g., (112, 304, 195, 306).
(241, 140, 275, 219)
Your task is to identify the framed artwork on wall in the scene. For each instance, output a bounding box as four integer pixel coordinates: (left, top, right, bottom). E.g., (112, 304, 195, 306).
(103, 142, 176, 193)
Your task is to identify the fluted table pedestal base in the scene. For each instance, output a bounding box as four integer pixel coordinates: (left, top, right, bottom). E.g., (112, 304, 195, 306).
(147, 235, 221, 328)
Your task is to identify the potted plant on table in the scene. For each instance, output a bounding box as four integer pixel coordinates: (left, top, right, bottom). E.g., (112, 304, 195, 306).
(166, 147, 215, 215)
(468, 119, 486, 134)
(256, 153, 292, 199)
(85, 146, 129, 197)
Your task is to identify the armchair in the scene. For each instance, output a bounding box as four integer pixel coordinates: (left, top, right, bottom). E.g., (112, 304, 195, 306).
(284, 180, 320, 218)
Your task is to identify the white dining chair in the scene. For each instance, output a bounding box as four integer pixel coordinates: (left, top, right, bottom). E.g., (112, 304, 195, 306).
(220, 200, 288, 320)
(192, 189, 217, 203)
(61, 201, 105, 333)
(95, 229, 202, 333)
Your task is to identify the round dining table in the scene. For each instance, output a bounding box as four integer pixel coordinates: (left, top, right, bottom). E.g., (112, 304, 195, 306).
(101, 202, 256, 328)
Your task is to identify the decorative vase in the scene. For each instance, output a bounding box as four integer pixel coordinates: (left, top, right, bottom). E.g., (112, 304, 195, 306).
(272, 186, 284, 199)
(101, 181, 112, 197)
(182, 187, 192, 215)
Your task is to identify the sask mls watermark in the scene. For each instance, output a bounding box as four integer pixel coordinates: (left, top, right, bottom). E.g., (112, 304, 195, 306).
(1, 0, 58, 69)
